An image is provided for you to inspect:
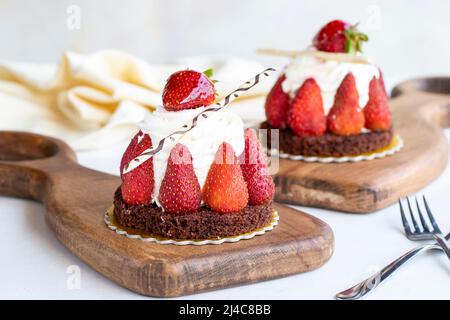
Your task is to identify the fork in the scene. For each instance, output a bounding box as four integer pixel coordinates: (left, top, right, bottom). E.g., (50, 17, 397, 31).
(336, 196, 450, 300)
(400, 196, 450, 260)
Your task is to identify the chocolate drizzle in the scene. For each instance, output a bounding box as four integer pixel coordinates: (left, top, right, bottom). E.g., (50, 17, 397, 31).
(122, 68, 276, 174)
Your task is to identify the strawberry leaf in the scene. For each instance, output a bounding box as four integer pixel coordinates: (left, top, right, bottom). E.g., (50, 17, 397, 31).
(203, 68, 214, 78)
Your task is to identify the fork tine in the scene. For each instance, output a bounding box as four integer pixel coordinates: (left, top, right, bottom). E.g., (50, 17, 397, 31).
(406, 197, 419, 232)
(399, 199, 412, 235)
(422, 195, 441, 233)
(415, 196, 430, 232)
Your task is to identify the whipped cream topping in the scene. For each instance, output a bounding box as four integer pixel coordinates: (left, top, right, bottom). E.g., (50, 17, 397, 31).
(282, 54, 380, 114)
(139, 106, 245, 207)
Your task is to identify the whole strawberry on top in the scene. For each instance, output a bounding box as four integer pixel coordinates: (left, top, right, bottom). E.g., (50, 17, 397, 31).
(162, 69, 216, 111)
(313, 19, 368, 54)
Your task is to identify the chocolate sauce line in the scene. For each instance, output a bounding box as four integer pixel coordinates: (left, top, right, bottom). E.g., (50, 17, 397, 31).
(123, 68, 276, 174)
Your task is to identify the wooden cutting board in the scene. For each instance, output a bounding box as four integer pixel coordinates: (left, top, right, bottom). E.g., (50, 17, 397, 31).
(272, 77, 450, 213)
(0, 132, 334, 297)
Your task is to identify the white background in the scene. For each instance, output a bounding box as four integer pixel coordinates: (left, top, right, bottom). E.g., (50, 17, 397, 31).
(0, 0, 449, 299)
(0, 0, 449, 86)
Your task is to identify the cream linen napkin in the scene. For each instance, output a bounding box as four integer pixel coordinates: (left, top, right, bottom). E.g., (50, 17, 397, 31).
(0, 50, 270, 150)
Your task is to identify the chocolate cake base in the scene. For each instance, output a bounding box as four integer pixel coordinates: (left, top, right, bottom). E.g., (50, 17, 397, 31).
(261, 121, 393, 157)
(113, 188, 274, 240)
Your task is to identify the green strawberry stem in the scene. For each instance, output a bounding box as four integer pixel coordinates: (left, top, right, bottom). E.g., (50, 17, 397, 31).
(344, 25, 369, 54)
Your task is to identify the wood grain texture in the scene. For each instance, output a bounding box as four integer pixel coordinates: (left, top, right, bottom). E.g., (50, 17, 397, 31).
(273, 77, 450, 213)
(0, 132, 334, 297)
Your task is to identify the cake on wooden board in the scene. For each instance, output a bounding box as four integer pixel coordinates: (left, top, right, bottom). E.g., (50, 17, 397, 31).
(263, 20, 393, 157)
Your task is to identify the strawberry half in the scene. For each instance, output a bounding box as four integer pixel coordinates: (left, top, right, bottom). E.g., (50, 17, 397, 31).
(265, 74, 290, 128)
(327, 73, 365, 135)
(364, 76, 392, 131)
(378, 68, 388, 96)
(159, 144, 201, 213)
(313, 20, 368, 54)
(162, 69, 216, 111)
(120, 130, 154, 205)
(287, 78, 326, 136)
(239, 128, 275, 205)
(202, 142, 249, 213)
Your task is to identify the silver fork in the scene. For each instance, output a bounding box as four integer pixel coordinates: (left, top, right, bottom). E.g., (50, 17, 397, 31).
(400, 196, 450, 260)
(336, 196, 450, 300)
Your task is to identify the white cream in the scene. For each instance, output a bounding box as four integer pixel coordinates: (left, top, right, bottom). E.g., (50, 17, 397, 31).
(282, 54, 380, 114)
(139, 106, 245, 207)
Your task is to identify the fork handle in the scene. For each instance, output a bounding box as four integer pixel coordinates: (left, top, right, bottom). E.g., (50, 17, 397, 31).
(335, 243, 441, 300)
(434, 234, 450, 261)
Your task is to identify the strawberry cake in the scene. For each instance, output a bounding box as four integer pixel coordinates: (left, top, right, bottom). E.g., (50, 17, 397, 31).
(113, 69, 276, 240)
(262, 20, 393, 157)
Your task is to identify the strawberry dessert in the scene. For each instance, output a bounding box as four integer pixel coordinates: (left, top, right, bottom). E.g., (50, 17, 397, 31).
(113, 69, 276, 240)
(262, 20, 393, 157)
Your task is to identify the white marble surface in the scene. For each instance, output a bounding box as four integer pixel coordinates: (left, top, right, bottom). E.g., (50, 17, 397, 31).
(0, 127, 449, 300)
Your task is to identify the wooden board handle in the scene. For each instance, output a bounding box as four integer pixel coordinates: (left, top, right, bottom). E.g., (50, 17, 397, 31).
(391, 77, 450, 128)
(0, 131, 77, 201)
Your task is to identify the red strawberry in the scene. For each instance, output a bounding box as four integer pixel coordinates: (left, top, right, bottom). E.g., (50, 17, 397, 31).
(239, 128, 275, 205)
(327, 73, 365, 135)
(159, 144, 201, 213)
(265, 74, 290, 128)
(287, 78, 326, 136)
(162, 69, 216, 111)
(120, 130, 154, 205)
(313, 20, 368, 54)
(378, 68, 388, 96)
(364, 76, 392, 131)
(202, 142, 249, 213)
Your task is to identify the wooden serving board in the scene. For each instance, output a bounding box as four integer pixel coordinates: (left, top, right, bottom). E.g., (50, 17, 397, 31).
(0, 132, 334, 297)
(273, 77, 450, 213)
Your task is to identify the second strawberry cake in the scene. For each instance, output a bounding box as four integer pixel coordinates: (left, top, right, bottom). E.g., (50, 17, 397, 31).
(114, 69, 276, 240)
(262, 20, 393, 157)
